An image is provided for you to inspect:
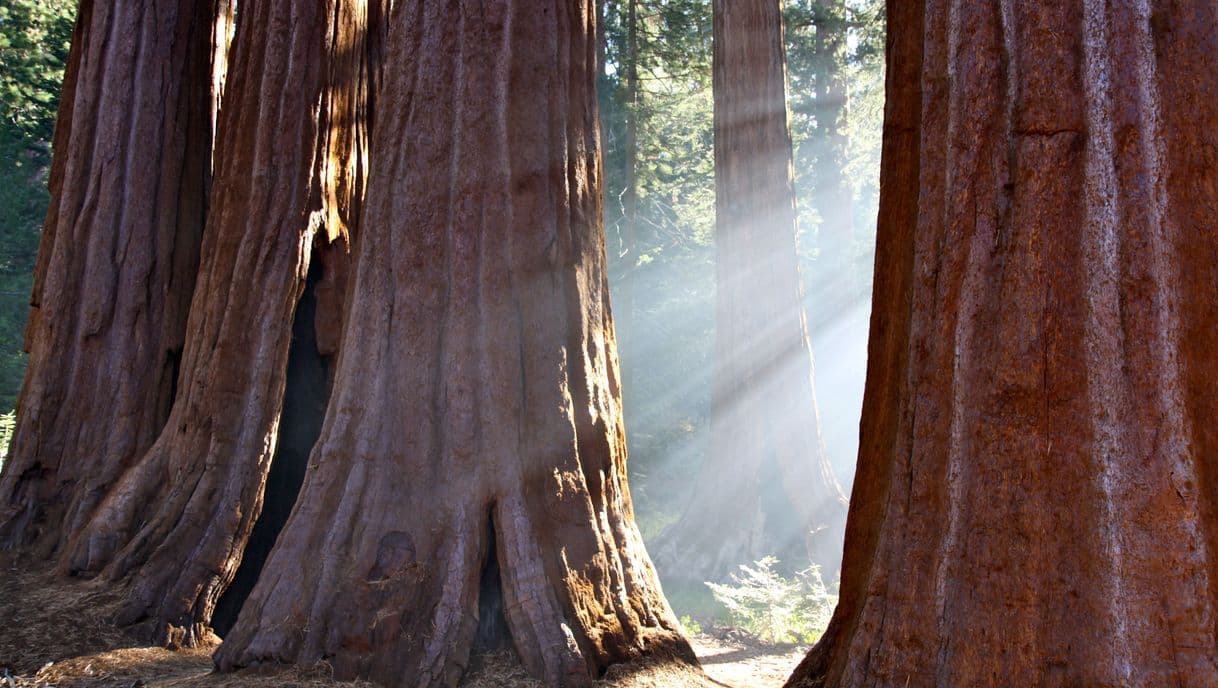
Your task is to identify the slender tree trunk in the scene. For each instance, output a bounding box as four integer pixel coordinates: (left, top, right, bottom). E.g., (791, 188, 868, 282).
(809, 0, 854, 317)
(658, 0, 847, 584)
(61, 0, 381, 647)
(596, 0, 614, 220)
(788, 3, 1218, 686)
(216, 2, 693, 685)
(0, 0, 215, 556)
(618, 0, 641, 380)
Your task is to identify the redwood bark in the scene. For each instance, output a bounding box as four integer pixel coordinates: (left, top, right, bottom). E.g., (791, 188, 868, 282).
(61, 0, 380, 646)
(788, 2, 1218, 686)
(0, 0, 215, 556)
(215, 2, 693, 685)
(658, 0, 847, 584)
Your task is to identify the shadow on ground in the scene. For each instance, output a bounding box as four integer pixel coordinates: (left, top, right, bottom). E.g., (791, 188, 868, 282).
(1, 559, 801, 687)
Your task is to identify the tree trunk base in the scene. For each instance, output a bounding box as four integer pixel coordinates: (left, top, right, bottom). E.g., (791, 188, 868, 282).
(217, 487, 694, 687)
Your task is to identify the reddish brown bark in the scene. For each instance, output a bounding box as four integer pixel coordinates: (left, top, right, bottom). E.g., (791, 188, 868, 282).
(789, 2, 1218, 686)
(659, 0, 847, 584)
(60, 0, 380, 646)
(0, 0, 215, 556)
(215, 2, 694, 685)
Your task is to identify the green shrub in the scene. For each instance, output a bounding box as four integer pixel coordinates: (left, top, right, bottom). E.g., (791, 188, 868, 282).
(706, 556, 836, 645)
(679, 614, 703, 637)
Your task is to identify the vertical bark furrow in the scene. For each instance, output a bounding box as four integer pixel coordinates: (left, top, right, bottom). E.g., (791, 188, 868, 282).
(216, 2, 692, 685)
(1107, 2, 1217, 676)
(1079, 6, 1135, 675)
(788, 4, 1218, 687)
(58, 0, 381, 646)
(1157, 7, 1218, 671)
(0, 0, 215, 556)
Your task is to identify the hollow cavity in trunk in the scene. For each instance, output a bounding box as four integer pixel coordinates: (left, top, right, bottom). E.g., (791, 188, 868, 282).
(212, 258, 332, 636)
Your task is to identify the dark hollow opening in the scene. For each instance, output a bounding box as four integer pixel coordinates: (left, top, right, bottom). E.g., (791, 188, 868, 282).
(212, 257, 332, 636)
(159, 346, 182, 428)
(473, 516, 512, 652)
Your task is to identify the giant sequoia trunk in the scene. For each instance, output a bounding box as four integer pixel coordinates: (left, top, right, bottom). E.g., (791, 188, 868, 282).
(216, 2, 693, 686)
(0, 0, 215, 556)
(658, 0, 847, 584)
(61, 0, 380, 646)
(788, 2, 1218, 686)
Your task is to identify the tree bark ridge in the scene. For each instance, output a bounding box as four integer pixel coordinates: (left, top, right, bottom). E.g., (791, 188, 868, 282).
(788, 3, 1218, 686)
(0, 0, 215, 557)
(61, 0, 381, 646)
(216, 2, 693, 685)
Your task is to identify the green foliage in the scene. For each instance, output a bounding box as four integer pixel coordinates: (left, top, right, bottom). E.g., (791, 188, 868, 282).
(602, 0, 715, 259)
(601, 0, 886, 553)
(1, 0, 75, 141)
(785, 0, 886, 280)
(0, 128, 41, 407)
(679, 614, 703, 637)
(0, 0, 75, 409)
(839, 0, 886, 252)
(600, 0, 718, 533)
(706, 556, 837, 645)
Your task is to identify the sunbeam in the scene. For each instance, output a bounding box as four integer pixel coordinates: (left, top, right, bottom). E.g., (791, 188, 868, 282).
(602, 0, 885, 641)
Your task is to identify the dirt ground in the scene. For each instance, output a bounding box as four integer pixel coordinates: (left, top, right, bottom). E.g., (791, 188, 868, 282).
(0, 562, 803, 688)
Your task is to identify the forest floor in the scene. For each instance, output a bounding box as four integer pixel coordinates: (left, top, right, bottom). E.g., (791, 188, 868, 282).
(1, 562, 804, 688)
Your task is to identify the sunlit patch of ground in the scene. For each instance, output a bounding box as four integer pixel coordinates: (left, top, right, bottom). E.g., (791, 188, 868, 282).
(688, 635, 806, 688)
(2, 560, 802, 688)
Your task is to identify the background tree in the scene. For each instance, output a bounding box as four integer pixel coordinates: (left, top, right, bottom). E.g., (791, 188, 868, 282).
(786, 0, 883, 493)
(0, 0, 216, 556)
(789, 2, 1218, 685)
(655, 0, 847, 587)
(599, 0, 717, 536)
(62, 0, 382, 646)
(788, 0, 853, 304)
(0, 0, 887, 646)
(617, 0, 640, 373)
(216, 2, 694, 685)
(595, 1, 884, 577)
(0, 0, 74, 411)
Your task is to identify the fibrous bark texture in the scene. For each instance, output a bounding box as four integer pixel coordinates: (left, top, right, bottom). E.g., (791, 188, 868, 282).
(61, 0, 380, 646)
(0, 0, 215, 556)
(659, 0, 847, 584)
(216, 2, 693, 686)
(788, 2, 1218, 686)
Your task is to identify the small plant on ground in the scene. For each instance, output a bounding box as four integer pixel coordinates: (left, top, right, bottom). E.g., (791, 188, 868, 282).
(679, 614, 703, 637)
(706, 556, 836, 644)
